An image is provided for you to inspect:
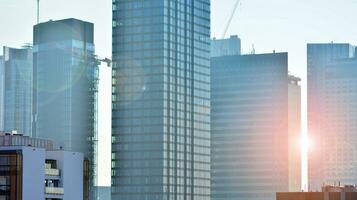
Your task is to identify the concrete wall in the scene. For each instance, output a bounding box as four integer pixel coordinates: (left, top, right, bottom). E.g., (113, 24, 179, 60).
(288, 77, 302, 192)
(277, 192, 324, 200)
(47, 150, 84, 200)
(277, 192, 357, 200)
(21, 147, 46, 200)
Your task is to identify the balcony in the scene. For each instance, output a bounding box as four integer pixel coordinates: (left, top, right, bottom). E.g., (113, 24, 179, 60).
(45, 163, 52, 169)
(45, 168, 60, 176)
(45, 187, 64, 195)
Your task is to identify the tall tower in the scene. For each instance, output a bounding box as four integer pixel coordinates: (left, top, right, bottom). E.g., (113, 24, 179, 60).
(1, 47, 33, 135)
(211, 53, 289, 200)
(320, 57, 357, 186)
(32, 18, 99, 199)
(307, 43, 354, 191)
(0, 56, 4, 131)
(111, 0, 211, 199)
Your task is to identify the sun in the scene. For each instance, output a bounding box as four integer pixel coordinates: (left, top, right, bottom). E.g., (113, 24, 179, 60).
(301, 134, 310, 152)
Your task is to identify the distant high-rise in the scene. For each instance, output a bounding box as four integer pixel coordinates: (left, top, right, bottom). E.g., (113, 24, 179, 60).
(211, 53, 289, 200)
(211, 35, 241, 57)
(1, 47, 32, 135)
(32, 18, 99, 198)
(112, 0, 211, 199)
(307, 43, 355, 190)
(288, 75, 301, 192)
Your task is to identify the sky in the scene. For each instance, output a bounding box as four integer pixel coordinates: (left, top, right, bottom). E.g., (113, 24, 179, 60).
(1, 0, 357, 187)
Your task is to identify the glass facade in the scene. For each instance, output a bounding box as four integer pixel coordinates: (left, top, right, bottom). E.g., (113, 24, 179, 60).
(112, 0, 211, 199)
(1, 47, 32, 136)
(211, 53, 289, 200)
(307, 44, 355, 191)
(0, 56, 4, 131)
(211, 35, 241, 57)
(323, 58, 357, 184)
(32, 18, 99, 198)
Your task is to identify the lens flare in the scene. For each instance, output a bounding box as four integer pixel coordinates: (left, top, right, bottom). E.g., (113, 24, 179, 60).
(301, 131, 309, 192)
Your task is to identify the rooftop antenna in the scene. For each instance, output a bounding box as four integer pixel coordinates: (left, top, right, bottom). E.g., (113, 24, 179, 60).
(37, 0, 40, 24)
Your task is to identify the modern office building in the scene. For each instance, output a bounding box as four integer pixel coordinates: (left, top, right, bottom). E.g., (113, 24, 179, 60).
(211, 35, 241, 57)
(32, 18, 99, 198)
(112, 0, 211, 199)
(288, 75, 301, 192)
(211, 53, 289, 200)
(277, 185, 357, 200)
(0, 132, 87, 200)
(319, 57, 357, 186)
(0, 56, 4, 131)
(0, 47, 32, 135)
(307, 43, 355, 190)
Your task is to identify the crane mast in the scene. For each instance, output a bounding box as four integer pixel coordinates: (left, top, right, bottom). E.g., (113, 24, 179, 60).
(37, 0, 40, 24)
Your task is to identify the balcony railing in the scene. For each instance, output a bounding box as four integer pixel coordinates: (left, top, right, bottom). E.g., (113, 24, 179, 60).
(45, 163, 52, 169)
(45, 168, 60, 176)
(45, 187, 64, 195)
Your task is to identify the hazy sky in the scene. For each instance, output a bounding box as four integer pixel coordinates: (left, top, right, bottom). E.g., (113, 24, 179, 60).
(1, 0, 357, 187)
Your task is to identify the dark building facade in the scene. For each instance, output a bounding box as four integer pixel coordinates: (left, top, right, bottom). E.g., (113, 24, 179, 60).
(32, 18, 99, 198)
(111, 0, 211, 199)
(211, 53, 289, 200)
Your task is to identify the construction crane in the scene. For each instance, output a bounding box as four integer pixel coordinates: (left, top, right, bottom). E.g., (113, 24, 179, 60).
(221, 0, 241, 39)
(95, 56, 112, 67)
(36, 0, 40, 24)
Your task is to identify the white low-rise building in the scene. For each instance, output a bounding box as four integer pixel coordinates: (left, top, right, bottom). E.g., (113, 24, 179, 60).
(0, 131, 88, 200)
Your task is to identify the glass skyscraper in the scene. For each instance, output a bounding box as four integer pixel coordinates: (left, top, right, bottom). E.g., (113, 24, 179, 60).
(1, 47, 32, 135)
(0, 56, 4, 131)
(112, 0, 211, 199)
(322, 57, 357, 184)
(211, 53, 289, 200)
(307, 43, 356, 191)
(307, 43, 355, 191)
(32, 18, 99, 198)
